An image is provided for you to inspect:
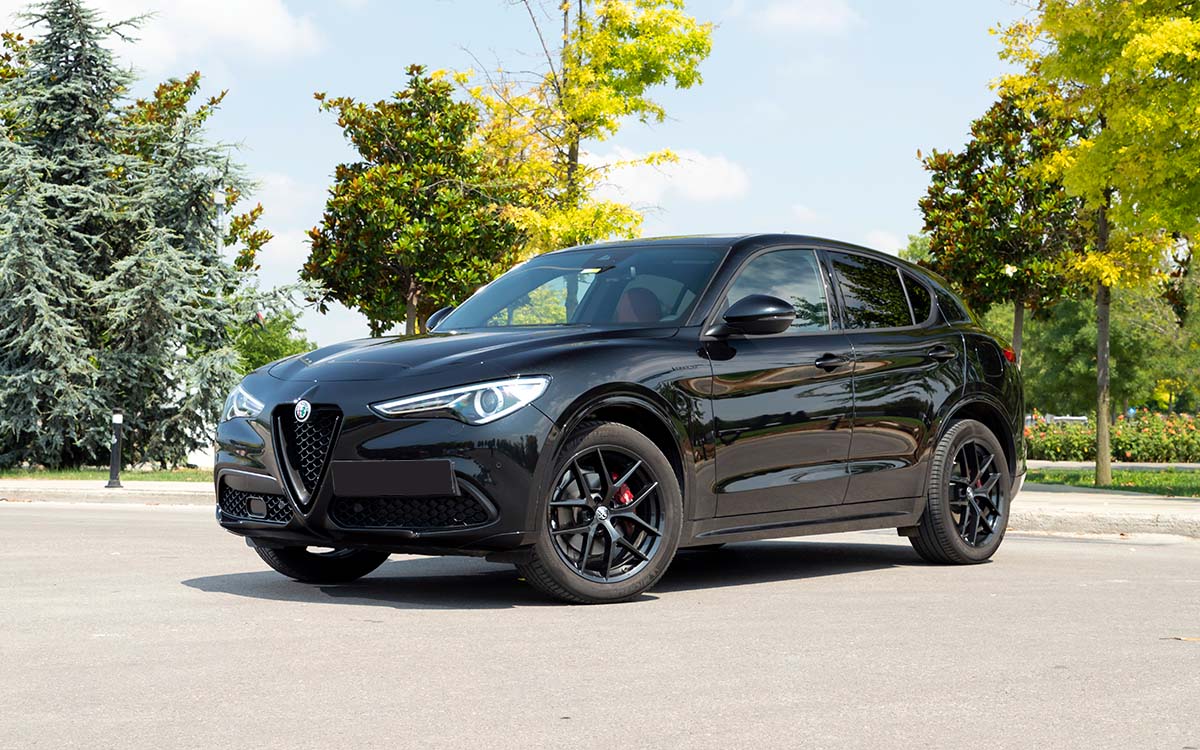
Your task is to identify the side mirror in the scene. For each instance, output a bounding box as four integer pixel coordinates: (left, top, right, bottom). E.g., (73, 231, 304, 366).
(426, 306, 455, 331)
(705, 294, 795, 337)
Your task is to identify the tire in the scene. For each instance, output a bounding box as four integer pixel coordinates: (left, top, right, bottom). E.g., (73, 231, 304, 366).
(253, 542, 390, 584)
(910, 418, 1011, 565)
(517, 421, 683, 604)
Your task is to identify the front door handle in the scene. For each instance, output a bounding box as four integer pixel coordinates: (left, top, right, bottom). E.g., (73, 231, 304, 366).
(927, 345, 958, 362)
(814, 353, 849, 371)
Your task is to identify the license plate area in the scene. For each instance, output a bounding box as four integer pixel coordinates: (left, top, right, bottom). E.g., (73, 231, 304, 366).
(330, 460, 458, 497)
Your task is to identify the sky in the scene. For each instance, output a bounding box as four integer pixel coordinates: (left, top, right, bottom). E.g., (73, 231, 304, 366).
(0, 0, 1030, 345)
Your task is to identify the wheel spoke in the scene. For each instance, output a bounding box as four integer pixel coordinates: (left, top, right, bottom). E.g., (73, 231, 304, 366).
(974, 453, 995, 485)
(614, 481, 658, 513)
(594, 449, 611, 493)
(570, 460, 593, 503)
(551, 523, 591, 537)
(612, 460, 643, 492)
(967, 498, 982, 544)
(577, 525, 597, 572)
(948, 473, 971, 487)
(549, 497, 589, 508)
(616, 536, 649, 563)
(622, 514, 661, 537)
(979, 473, 1000, 494)
(602, 525, 616, 579)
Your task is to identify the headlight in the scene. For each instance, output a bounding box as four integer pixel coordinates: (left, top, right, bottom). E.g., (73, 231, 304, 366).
(221, 384, 264, 422)
(370, 376, 550, 424)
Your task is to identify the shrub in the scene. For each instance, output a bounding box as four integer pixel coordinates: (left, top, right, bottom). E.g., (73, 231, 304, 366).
(1025, 411, 1200, 462)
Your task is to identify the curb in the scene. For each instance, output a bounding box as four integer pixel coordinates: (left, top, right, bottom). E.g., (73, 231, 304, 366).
(1009, 509, 1200, 539)
(0, 486, 212, 506)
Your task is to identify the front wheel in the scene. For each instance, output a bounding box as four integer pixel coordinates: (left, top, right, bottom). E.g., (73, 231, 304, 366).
(910, 419, 1010, 565)
(252, 543, 390, 584)
(517, 421, 683, 604)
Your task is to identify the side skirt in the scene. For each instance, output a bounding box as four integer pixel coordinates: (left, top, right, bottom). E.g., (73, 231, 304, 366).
(682, 496, 921, 547)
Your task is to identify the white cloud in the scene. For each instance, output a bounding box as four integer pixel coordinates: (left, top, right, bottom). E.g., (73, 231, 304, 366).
(750, 0, 861, 35)
(863, 229, 903, 254)
(592, 147, 751, 206)
(0, 0, 322, 76)
(791, 203, 819, 223)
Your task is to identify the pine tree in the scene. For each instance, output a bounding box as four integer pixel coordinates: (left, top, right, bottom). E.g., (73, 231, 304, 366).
(0, 0, 278, 467)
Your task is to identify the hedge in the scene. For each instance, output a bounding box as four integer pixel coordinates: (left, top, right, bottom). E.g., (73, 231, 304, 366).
(1025, 411, 1200, 463)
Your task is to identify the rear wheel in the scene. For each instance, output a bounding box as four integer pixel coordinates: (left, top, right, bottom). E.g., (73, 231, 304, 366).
(517, 421, 682, 604)
(252, 543, 390, 584)
(910, 419, 1010, 564)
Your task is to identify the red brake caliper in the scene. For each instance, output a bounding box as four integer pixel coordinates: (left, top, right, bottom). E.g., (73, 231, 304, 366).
(613, 473, 634, 505)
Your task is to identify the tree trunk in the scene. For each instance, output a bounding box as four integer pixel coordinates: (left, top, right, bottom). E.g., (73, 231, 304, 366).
(405, 280, 419, 337)
(1095, 198, 1112, 487)
(1011, 301, 1024, 369)
(1095, 282, 1112, 486)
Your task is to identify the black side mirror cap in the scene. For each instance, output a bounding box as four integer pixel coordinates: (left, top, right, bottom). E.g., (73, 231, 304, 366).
(704, 294, 796, 338)
(426, 306, 455, 331)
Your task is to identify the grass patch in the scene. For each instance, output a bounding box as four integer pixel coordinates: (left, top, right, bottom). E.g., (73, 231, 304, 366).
(1027, 468, 1200, 498)
(0, 467, 210, 482)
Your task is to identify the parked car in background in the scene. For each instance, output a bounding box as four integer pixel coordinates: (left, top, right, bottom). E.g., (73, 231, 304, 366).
(214, 234, 1025, 603)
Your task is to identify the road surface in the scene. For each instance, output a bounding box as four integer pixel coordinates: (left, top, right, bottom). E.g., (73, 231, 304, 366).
(1, 501, 1197, 749)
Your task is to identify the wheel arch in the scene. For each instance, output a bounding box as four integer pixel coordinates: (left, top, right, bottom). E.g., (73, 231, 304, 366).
(940, 396, 1017, 477)
(552, 386, 692, 513)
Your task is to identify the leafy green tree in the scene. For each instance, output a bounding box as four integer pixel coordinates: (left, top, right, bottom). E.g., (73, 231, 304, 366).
(0, 0, 275, 468)
(918, 92, 1089, 366)
(998, 1, 1196, 483)
(305, 65, 522, 336)
(231, 310, 315, 375)
(899, 233, 930, 264)
(466, 0, 713, 257)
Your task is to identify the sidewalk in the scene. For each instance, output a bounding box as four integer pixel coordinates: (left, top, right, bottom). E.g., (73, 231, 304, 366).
(0, 479, 212, 505)
(2, 478, 1198, 539)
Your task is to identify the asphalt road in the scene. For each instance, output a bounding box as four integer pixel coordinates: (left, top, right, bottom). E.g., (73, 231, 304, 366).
(2, 502, 1198, 750)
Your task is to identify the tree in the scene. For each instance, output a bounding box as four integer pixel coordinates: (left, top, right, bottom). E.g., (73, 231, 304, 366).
(0, 0, 275, 467)
(899, 233, 930, 264)
(997, 2, 1195, 484)
(231, 310, 316, 375)
(466, 0, 713, 257)
(918, 92, 1089, 366)
(305, 65, 522, 336)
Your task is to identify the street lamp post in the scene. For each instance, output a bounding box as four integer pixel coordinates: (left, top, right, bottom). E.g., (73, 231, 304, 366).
(105, 409, 123, 489)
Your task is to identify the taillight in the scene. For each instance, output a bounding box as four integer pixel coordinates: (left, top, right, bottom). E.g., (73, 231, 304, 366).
(1003, 347, 1016, 364)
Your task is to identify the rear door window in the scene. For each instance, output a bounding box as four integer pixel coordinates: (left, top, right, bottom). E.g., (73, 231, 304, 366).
(902, 272, 933, 324)
(828, 252, 914, 329)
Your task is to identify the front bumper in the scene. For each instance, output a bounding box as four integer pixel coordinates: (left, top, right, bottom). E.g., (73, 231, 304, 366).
(214, 378, 557, 555)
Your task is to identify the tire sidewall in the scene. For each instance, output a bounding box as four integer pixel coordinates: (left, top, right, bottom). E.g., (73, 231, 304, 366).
(531, 422, 683, 602)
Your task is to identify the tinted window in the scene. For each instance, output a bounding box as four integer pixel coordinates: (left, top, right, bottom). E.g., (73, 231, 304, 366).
(441, 245, 725, 329)
(724, 249, 829, 332)
(935, 287, 971, 323)
(902, 272, 932, 324)
(829, 252, 913, 329)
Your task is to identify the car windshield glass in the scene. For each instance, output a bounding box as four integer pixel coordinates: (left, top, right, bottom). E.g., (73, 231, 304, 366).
(439, 245, 727, 329)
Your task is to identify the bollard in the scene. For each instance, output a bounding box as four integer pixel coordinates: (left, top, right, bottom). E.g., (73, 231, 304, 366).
(105, 409, 123, 489)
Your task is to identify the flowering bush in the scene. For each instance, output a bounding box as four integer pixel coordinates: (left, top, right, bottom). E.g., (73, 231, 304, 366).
(1025, 410, 1200, 462)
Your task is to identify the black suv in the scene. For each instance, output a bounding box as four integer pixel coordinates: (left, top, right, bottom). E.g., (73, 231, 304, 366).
(215, 234, 1024, 603)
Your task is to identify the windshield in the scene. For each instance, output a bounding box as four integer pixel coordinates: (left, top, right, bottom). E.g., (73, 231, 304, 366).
(440, 245, 727, 329)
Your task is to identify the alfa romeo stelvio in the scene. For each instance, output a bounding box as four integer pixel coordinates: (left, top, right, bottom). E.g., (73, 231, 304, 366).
(215, 234, 1025, 603)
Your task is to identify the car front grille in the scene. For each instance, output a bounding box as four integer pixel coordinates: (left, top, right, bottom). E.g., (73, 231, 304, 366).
(278, 407, 341, 496)
(218, 484, 292, 524)
(330, 493, 491, 530)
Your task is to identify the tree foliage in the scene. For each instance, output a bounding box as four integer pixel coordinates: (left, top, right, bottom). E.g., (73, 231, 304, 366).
(0, 0, 275, 468)
(304, 65, 522, 336)
(465, 0, 713, 255)
(231, 309, 315, 375)
(918, 92, 1089, 322)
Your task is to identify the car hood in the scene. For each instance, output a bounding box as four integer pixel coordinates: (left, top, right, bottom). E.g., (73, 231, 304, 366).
(267, 327, 678, 382)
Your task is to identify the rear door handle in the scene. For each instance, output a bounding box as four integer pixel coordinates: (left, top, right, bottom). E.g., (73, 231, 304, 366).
(927, 345, 958, 362)
(814, 353, 849, 371)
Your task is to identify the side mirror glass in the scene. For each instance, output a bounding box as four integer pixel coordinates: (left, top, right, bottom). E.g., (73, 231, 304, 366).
(426, 306, 455, 331)
(707, 294, 795, 337)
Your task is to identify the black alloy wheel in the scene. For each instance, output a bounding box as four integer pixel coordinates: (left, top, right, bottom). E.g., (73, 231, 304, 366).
(518, 422, 682, 603)
(910, 419, 1010, 565)
(547, 444, 665, 583)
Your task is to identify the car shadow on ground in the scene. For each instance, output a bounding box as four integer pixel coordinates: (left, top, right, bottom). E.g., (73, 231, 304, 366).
(181, 538, 923, 610)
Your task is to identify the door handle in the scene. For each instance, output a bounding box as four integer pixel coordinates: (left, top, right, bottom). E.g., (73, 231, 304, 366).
(927, 345, 958, 362)
(814, 353, 849, 371)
